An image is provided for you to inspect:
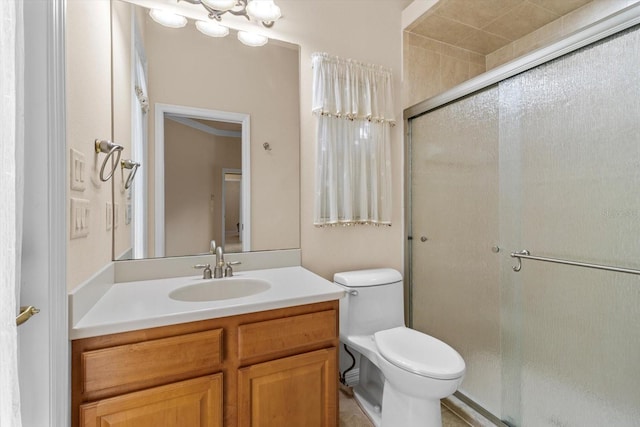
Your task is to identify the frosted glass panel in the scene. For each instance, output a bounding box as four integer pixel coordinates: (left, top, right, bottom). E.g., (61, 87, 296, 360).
(409, 24, 640, 426)
(410, 85, 501, 414)
(499, 25, 640, 426)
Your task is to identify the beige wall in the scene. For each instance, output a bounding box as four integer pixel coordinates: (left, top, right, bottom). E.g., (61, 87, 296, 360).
(66, 0, 135, 288)
(143, 0, 407, 280)
(66, 0, 406, 289)
(144, 15, 300, 255)
(112, 0, 133, 260)
(271, 1, 406, 280)
(164, 119, 241, 256)
(66, 0, 113, 289)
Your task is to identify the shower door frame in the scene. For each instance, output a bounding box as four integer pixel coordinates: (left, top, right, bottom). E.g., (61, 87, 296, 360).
(403, 2, 640, 421)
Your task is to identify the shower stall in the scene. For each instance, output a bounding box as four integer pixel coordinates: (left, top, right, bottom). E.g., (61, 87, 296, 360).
(405, 7, 640, 427)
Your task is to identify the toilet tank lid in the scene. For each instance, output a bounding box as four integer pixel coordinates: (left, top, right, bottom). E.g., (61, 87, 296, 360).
(333, 268, 402, 287)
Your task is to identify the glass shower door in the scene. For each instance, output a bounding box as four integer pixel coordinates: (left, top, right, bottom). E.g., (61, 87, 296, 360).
(497, 25, 640, 426)
(409, 24, 640, 426)
(409, 85, 502, 415)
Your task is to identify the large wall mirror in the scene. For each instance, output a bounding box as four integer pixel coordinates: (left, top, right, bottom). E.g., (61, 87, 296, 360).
(111, 0, 301, 260)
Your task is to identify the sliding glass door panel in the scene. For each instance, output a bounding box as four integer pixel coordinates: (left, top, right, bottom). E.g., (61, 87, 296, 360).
(410, 85, 501, 414)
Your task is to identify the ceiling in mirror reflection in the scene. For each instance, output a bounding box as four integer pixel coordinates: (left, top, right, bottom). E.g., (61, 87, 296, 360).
(111, 0, 301, 261)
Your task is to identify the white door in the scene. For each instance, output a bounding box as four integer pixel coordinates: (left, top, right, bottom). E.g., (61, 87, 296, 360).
(18, 1, 68, 426)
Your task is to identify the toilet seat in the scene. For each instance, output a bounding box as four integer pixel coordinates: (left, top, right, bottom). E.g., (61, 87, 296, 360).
(374, 327, 465, 380)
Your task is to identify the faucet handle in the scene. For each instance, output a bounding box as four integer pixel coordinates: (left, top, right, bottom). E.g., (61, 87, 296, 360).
(193, 264, 212, 279)
(224, 261, 241, 277)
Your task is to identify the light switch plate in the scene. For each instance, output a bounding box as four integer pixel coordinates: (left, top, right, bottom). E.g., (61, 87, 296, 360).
(114, 203, 119, 229)
(70, 148, 86, 191)
(70, 198, 90, 239)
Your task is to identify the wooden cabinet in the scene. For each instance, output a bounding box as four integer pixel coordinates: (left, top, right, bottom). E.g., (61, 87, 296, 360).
(72, 301, 339, 427)
(81, 329, 222, 397)
(79, 374, 223, 427)
(238, 349, 337, 427)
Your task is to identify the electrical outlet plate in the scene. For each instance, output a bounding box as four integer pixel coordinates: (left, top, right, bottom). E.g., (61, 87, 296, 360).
(70, 148, 86, 191)
(70, 198, 90, 239)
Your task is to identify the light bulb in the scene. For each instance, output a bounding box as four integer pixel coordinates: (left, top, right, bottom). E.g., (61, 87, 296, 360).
(196, 20, 229, 37)
(201, 0, 237, 11)
(237, 31, 268, 47)
(149, 9, 187, 28)
(246, 0, 281, 23)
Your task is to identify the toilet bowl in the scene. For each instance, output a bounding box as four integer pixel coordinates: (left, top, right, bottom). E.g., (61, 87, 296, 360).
(334, 269, 465, 427)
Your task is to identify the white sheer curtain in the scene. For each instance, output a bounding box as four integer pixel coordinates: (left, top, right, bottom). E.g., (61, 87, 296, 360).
(312, 52, 395, 226)
(0, 0, 24, 426)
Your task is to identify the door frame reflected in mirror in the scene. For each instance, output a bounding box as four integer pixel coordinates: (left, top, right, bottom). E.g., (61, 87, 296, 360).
(221, 168, 242, 252)
(154, 103, 251, 257)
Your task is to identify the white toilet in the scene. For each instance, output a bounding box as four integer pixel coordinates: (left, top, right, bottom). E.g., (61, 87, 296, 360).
(334, 268, 465, 427)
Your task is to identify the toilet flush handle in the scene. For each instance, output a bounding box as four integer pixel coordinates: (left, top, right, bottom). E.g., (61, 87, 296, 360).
(349, 290, 358, 296)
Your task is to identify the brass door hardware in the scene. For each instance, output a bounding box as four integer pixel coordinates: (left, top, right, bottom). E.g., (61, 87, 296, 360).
(16, 305, 40, 326)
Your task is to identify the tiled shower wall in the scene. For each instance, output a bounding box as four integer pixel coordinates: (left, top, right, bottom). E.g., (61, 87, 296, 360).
(486, 0, 640, 69)
(403, 0, 640, 109)
(402, 32, 486, 108)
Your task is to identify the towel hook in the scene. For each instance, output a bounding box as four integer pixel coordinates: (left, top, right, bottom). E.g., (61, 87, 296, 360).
(511, 249, 530, 272)
(121, 159, 140, 190)
(95, 139, 124, 182)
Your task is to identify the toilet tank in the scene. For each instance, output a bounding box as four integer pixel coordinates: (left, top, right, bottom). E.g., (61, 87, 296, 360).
(334, 268, 405, 340)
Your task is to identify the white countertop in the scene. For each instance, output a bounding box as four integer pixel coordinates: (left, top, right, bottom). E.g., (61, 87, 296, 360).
(71, 266, 345, 340)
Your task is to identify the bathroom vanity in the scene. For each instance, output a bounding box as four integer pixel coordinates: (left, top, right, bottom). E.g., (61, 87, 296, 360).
(70, 264, 343, 427)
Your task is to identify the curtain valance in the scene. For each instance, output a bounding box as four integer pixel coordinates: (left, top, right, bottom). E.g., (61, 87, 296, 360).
(312, 52, 395, 125)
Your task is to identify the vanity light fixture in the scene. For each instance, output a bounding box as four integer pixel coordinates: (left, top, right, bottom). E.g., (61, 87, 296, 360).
(196, 20, 229, 37)
(182, 0, 281, 28)
(201, 0, 237, 11)
(151, 0, 281, 46)
(237, 30, 268, 47)
(149, 9, 188, 28)
(245, 0, 281, 24)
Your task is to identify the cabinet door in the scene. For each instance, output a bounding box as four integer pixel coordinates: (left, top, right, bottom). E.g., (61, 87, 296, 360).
(79, 374, 222, 427)
(238, 348, 337, 427)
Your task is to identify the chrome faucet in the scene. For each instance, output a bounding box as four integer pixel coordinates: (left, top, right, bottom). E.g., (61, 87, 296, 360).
(225, 261, 241, 277)
(213, 245, 225, 278)
(193, 240, 218, 279)
(201, 241, 241, 278)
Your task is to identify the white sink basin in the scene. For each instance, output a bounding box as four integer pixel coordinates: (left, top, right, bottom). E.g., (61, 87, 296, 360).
(169, 277, 271, 302)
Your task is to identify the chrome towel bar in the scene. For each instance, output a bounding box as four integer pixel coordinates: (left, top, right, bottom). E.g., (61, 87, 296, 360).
(511, 249, 640, 276)
(95, 139, 124, 182)
(121, 159, 141, 189)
